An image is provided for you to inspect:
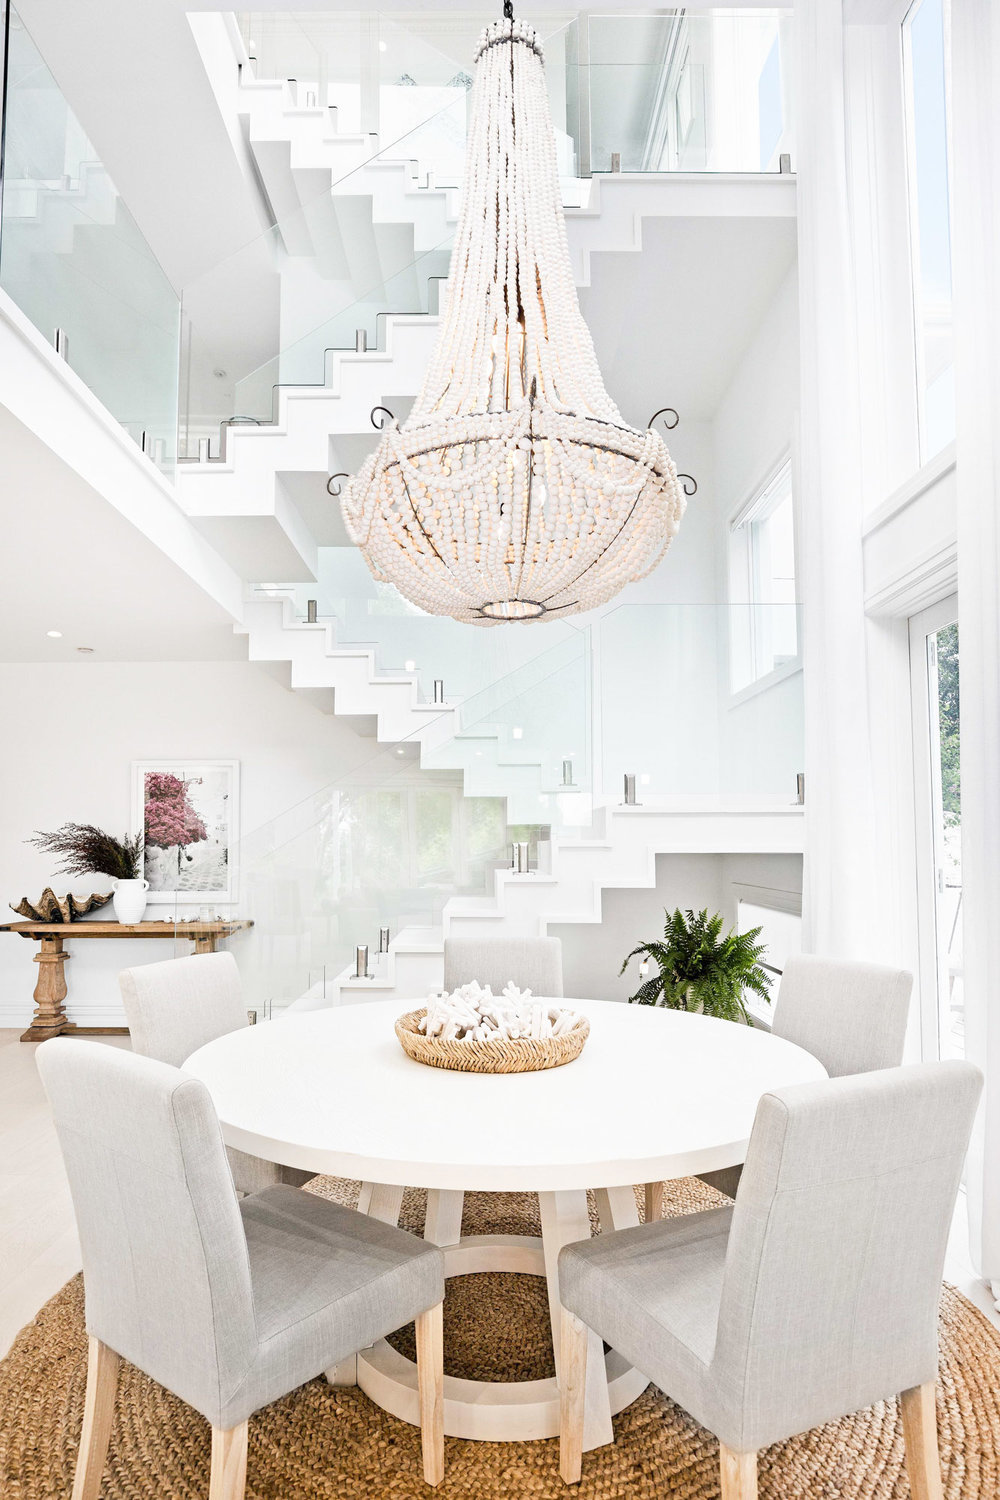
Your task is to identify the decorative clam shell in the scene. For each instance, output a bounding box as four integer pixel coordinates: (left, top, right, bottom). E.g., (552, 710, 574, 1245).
(10, 888, 113, 923)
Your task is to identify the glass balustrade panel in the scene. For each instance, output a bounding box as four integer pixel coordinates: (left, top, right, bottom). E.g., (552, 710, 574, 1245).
(236, 10, 475, 147)
(0, 6, 180, 473)
(551, 11, 793, 176)
(186, 730, 509, 1019)
(597, 602, 803, 802)
(178, 98, 462, 457)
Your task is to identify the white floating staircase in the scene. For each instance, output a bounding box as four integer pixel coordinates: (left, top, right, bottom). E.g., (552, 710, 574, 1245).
(178, 52, 803, 1005)
(334, 801, 804, 1006)
(240, 592, 581, 829)
(174, 170, 793, 574)
(238, 74, 460, 271)
(178, 312, 440, 575)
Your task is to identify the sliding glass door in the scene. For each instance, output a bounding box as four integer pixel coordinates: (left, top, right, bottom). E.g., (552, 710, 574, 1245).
(909, 595, 962, 1059)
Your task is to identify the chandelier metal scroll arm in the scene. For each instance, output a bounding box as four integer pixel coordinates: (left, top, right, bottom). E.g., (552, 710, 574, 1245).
(326, 472, 349, 497)
(677, 473, 698, 496)
(370, 405, 396, 431)
(647, 407, 680, 432)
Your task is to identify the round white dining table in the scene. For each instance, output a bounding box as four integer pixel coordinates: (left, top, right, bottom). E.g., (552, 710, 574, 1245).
(184, 996, 826, 1449)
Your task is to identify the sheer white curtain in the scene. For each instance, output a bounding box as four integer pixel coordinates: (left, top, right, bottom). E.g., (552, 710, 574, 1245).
(951, 0, 1000, 1296)
(794, 0, 880, 959)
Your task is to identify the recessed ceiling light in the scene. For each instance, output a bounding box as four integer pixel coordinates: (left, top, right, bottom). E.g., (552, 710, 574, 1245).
(395, 746, 406, 756)
(512, 726, 523, 739)
(76, 646, 95, 654)
(46, 629, 62, 638)
(378, 39, 388, 51)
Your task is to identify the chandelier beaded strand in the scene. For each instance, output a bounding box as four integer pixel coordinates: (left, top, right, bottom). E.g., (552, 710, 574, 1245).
(340, 10, 686, 625)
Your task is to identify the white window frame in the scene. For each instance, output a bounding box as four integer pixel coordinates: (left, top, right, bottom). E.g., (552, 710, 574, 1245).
(899, 0, 955, 464)
(908, 592, 959, 1062)
(728, 453, 800, 701)
(733, 882, 803, 1026)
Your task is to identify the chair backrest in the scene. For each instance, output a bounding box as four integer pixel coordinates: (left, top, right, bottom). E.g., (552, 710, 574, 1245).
(36, 1039, 256, 1426)
(711, 1061, 982, 1454)
(120, 951, 247, 1067)
(443, 936, 563, 997)
(770, 954, 912, 1077)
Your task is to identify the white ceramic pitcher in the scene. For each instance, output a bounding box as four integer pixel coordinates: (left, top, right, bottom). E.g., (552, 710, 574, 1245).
(112, 877, 149, 925)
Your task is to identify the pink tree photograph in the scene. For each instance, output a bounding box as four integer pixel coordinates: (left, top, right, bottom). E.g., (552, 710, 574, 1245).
(133, 762, 239, 901)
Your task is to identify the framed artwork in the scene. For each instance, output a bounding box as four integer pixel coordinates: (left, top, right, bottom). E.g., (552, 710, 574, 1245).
(131, 761, 240, 905)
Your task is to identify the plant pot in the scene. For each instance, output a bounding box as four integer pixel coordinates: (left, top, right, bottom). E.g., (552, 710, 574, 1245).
(112, 878, 149, 925)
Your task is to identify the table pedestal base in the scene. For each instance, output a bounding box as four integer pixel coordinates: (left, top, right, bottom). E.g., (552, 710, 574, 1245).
(329, 1186, 649, 1446)
(357, 1330, 648, 1445)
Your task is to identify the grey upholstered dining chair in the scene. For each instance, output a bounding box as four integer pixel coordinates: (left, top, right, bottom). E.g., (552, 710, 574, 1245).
(676, 953, 914, 1211)
(443, 935, 563, 997)
(37, 1039, 446, 1499)
(770, 953, 913, 1075)
(560, 1060, 981, 1498)
(119, 950, 312, 1194)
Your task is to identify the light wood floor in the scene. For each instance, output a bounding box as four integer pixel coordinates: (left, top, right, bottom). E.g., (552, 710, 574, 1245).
(1, 1027, 998, 1361)
(0, 1029, 129, 1358)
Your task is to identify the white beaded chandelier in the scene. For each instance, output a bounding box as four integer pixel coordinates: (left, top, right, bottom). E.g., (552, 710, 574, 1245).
(340, 7, 685, 625)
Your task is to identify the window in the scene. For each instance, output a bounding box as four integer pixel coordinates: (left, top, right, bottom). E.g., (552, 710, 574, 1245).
(757, 34, 782, 169)
(909, 598, 962, 1059)
(902, 0, 954, 460)
(729, 458, 798, 692)
(737, 898, 801, 1024)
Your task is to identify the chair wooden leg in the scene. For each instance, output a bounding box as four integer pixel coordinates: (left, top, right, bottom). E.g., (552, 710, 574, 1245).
(558, 1307, 589, 1484)
(71, 1337, 119, 1500)
(209, 1421, 248, 1500)
(719, 1444, 758, 1500)
(901, 1382, 945, 1500)
(416, 1302, 445, 1487)
(644, 1181, 664, 1223)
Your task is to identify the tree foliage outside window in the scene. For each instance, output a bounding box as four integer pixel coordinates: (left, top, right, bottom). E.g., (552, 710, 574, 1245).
(937, 621, 960, 825)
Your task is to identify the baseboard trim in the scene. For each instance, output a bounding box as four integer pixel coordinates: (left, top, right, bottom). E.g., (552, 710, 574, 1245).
(0, 1007, 129, 1031)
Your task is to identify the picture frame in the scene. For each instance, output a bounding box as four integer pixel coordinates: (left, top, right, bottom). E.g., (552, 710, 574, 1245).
(131, 761, 240, 905)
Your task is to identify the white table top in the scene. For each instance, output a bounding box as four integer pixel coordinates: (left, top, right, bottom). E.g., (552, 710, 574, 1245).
(184, 998, 827, 1192)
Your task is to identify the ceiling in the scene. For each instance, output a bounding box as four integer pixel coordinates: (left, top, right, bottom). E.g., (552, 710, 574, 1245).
(0, 407, 245, 662)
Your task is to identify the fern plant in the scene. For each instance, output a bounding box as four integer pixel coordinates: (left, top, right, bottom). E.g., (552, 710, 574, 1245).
(620, 907, 771, 1024)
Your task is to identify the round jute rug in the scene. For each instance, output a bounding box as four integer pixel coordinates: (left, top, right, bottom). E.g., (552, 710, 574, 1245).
(1, 1178, 998, 1499)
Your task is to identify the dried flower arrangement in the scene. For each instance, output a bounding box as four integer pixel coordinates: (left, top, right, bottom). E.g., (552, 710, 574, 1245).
(27, 823, 143, 882)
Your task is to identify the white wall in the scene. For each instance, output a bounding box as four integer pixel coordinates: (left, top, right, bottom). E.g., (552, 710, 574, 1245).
(710, 263, 803, 799)
(554, 848, 802, 1003)
(0, 661, 415, 1028)
(712, 264, 799, 527)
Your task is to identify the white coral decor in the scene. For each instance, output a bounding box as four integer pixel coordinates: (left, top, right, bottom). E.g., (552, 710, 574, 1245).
(419, 980, 581, 1043)
(340, 15, 685, 625)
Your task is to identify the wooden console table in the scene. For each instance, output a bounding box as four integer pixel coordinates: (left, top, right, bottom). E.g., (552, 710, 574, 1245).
(0, 920, 253, 1042)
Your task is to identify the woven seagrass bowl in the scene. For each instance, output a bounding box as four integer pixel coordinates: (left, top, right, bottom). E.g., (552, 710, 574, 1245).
(395, 1007, 590, 1073)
